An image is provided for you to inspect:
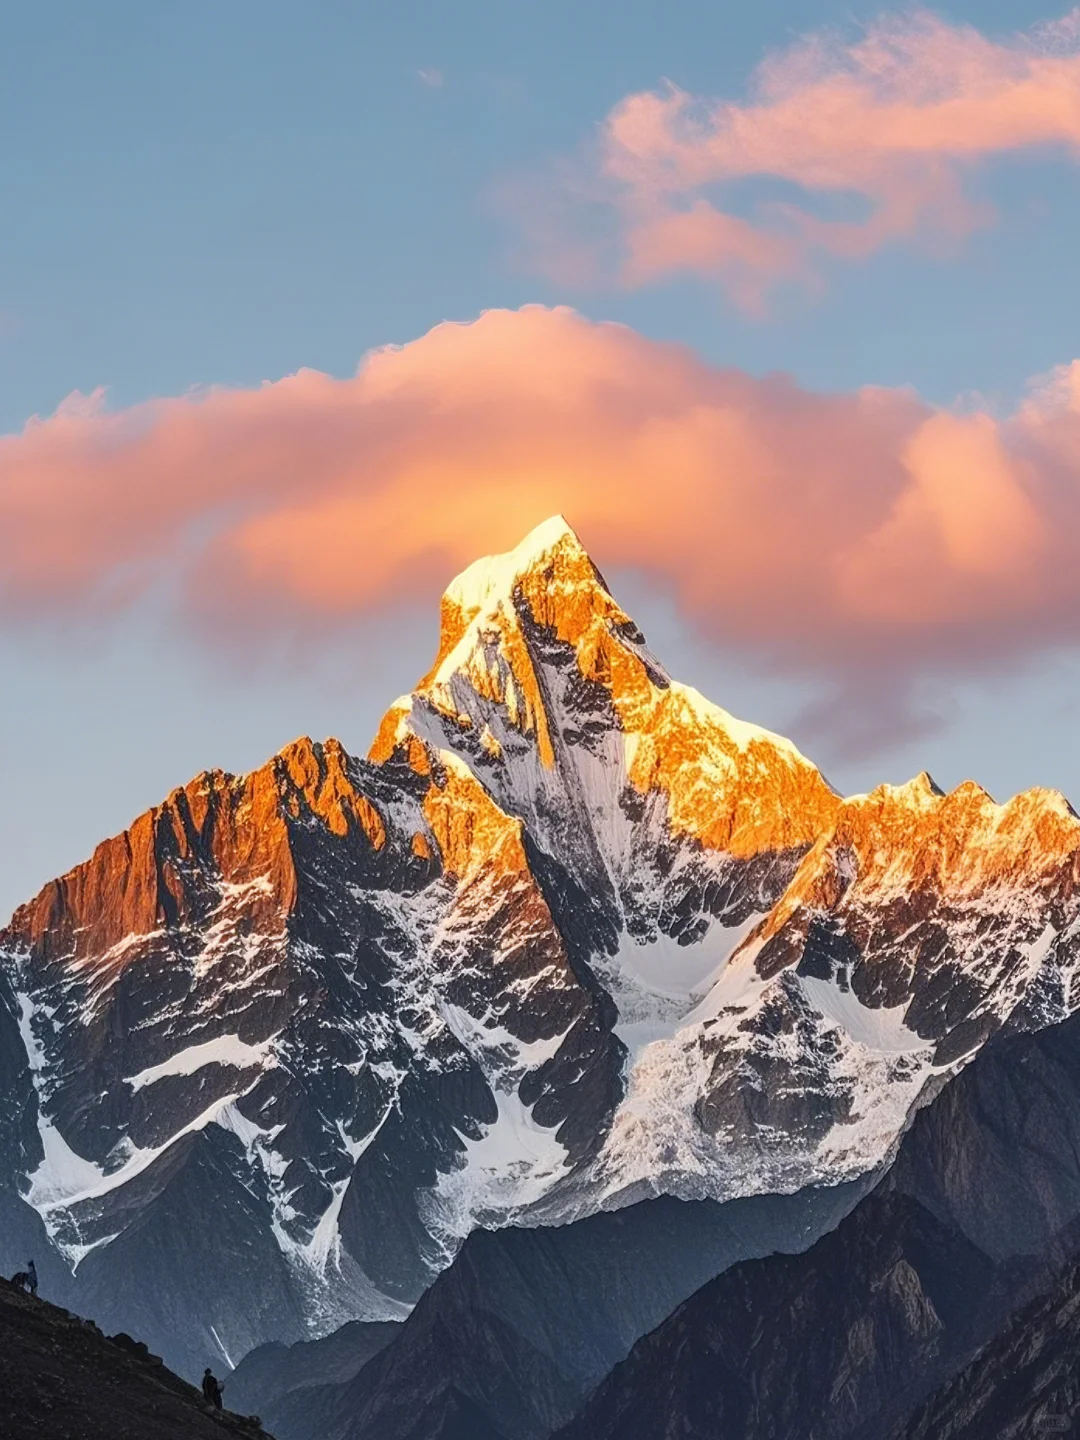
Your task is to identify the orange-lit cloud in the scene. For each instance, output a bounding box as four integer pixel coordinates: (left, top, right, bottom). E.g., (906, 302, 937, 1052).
(511, 8, 1080, 307)
(3, 306, 1080, 745)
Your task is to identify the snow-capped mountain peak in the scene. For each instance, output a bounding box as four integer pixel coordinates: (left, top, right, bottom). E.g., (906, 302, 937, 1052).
(5, 519, 1080, 1374)
(439, 513, 593, 627)
(375, 517, 838, 864)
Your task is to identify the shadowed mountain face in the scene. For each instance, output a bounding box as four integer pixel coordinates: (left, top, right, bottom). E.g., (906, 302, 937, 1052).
(0, 1278, 268, 1440)
(247, 1182, 869, 1440)
(882, 1005, 1080, 1263)
(5, 517, 1080, 1377)
(557, 1192, 998, 1440)
(890, 1254, 1080, 1440)
(225, 1319, 403, 1427)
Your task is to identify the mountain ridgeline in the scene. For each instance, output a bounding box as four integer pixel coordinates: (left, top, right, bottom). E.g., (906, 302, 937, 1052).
(3, 515, 1080, 1417)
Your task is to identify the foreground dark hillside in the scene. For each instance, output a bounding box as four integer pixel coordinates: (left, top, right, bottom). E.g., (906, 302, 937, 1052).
(0, 1278, 269, 1440)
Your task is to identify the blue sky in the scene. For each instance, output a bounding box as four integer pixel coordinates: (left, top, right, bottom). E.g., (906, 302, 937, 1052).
(3, 0, 1080, 917)
(3, 0, 1073, 421)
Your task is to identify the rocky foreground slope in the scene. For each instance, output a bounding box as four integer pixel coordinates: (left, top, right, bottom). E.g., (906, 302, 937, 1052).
(0, 1278, 267, 1440)
(4, 516, 1080, 1377)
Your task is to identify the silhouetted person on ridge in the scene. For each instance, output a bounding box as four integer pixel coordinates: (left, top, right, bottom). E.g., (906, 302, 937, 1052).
(202, 1368, 224, 1410)
(26, 1260, 37, 1297)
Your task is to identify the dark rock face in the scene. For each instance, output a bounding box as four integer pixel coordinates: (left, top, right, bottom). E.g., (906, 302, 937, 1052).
(226, 1319, 402, 1423)
(556, 1193, 997, 1440)
(0, 1277, 268, 1440)
(891, 1256, 1080, 1440)
(883, 1011, 1080, 1261)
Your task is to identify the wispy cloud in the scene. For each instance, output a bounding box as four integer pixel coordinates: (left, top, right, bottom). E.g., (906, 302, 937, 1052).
(2, 306, 1080, 749)
(417, 67, 444, 89)
(507, 7, 1080, 309)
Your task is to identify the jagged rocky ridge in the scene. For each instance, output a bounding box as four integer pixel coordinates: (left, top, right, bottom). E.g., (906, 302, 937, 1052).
(3, 515, 1080, 1376)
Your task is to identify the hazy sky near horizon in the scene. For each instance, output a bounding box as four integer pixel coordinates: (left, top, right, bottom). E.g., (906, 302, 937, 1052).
(4, 0, 1080, 919)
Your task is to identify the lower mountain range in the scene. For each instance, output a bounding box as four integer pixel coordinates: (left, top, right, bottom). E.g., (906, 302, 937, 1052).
(3, 516, 1080, 1435)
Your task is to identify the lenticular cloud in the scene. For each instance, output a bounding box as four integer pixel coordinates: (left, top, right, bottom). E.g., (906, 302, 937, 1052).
(2, 305, 1080, 737)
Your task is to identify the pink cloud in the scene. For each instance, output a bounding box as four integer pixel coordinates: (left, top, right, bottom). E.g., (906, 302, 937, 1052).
(511, 8, 1080, 305)
(3, 305, 1080, 745)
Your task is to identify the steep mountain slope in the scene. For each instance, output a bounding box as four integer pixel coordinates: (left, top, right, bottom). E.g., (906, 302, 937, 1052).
(4, 515, 1080, 1376)
(557, 1005, 1080, 1440)
(892, 1254, 1080, 1439)
(557, 1193, 997, 1440)
(881, 999, 1080, 1262)
(0, 1278, 267, 1440)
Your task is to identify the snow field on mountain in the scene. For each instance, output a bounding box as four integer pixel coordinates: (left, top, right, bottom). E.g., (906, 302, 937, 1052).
(591, 935, 945, 1205)
(125, 1034, 277, 1091)
(595, 915, 763, 1058)
(423, 1086, 571, 1249)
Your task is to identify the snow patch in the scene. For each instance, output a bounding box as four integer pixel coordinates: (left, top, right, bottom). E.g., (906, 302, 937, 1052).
(209, 1325, 234, 1369)
(441, 1002, 570, 1073)
(456, 1087, 568, 1201)
(31, 1092, 249, 1215)
(16, 992, 53, 1076)
(797, 976, 927, 1055)
(27, 1114, 108, 1211)
(595, 915, 762, 1058)
(590, 942, 942, 1209)
(423, 1084, 570, 1249)
(17, 992, 107, 1210)
(443, 514, 580, 619)
(125, 1034, 276, 1091)
(668, 681, 811, 764)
